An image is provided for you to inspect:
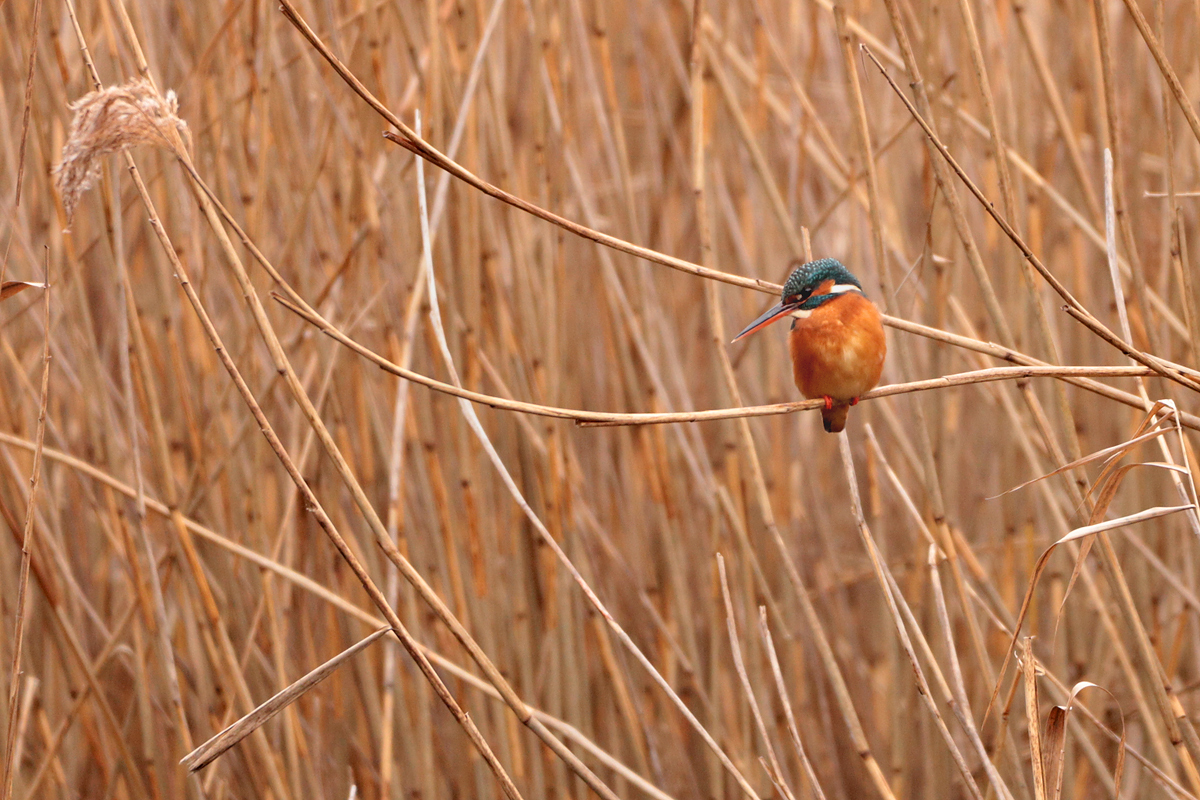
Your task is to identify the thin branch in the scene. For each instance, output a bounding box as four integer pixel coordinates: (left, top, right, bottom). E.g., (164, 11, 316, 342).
(277, 299, 1162, 428)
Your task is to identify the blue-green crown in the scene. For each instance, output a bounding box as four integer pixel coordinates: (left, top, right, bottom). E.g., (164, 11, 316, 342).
(783, 258, 863, 309)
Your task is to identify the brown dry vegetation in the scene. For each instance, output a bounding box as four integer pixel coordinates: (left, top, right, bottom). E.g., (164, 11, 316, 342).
(3, 0, 1200, 798)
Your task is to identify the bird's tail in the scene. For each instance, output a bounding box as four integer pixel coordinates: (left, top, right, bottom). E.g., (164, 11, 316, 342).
(821, 403, 850, 433)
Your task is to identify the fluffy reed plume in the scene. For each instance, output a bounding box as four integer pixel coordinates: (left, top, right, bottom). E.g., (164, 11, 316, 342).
(54, 78, 186, 224)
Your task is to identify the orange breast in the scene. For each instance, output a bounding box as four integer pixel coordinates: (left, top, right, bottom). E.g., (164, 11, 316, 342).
(788, 292, 886, 402)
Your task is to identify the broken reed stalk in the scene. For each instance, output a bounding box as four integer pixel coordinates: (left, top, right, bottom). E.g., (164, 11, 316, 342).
(182, 627, 391, 771)
(12, 0, 42, 206)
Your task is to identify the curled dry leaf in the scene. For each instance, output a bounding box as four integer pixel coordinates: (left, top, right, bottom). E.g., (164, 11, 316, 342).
(1, 281, 46, 301)
(54, 78, 187, 226)
(985, 502, 1195, 729)
(988, 420, 1171, 501)
(1043, 681, 1125, 800)
(984, 402, 1194, 730)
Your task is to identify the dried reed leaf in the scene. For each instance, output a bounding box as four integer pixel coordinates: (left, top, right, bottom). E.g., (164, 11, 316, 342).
(984, 403, 1184, 727)
(1050, 406, 1184, 633)
(1043, 706, 1068, 800)
(1055, 504, 1193, 544)
(988, 501, 1194, 732)
(1, 281, 45, 301)
(54, 78, 186, 225)
(990, 425, 1169, 500)
(1044, 682, 1126, 800)
(1055, 460, 1145, 638)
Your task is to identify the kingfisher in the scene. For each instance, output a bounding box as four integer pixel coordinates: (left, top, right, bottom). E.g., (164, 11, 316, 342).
(732, 258, 886, 433)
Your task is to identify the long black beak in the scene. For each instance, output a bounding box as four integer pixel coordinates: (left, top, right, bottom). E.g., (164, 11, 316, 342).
(730, 301, 797, 343)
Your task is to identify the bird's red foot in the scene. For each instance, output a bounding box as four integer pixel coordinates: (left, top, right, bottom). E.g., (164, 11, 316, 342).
(822, 395, 834, 410)
(849, 397, 859, 406)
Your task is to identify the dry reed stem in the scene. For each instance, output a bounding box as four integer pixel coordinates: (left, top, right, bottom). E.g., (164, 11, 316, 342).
(834, 8, 1006, 741)
(413, 112, 622, 800)
(951, 0, 1084, 481)
(832, 4, 889, 300)
(1119, 0, 1200, 151)
(18, 603, 138, 797)
(717, 555, 795, 800)
(757, 610, 828, 800)
(12, 0, 41, 206)
(1022, 638, 1049, 800)
(103, 149, 204, 797)
(1012, 4, 1102, 225)
(0, 264, 47, 800)
(438, 139, 736, 797)
(695, 20, 825, 770)
(927, 548, 1020, 800)
(877, 0, 1015, 349)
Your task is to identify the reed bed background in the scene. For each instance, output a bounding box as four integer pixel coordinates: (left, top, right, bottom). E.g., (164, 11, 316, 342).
(3, 0, 1200, 797)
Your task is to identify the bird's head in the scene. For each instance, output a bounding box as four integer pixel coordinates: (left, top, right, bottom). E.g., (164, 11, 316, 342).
(731, 258, 864, 342)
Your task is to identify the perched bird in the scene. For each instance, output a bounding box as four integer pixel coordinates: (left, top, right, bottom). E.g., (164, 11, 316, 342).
(732, 258, 886, 433)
